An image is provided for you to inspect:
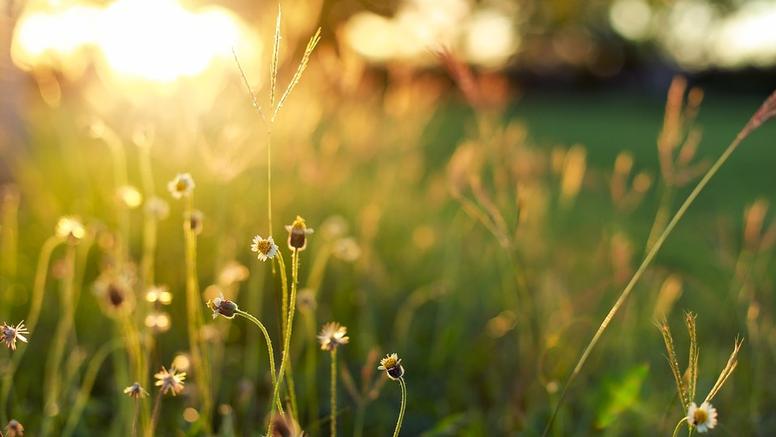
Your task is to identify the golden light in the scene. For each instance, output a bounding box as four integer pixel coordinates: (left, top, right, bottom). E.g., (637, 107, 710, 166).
(12, 0, 260, 83)
(343, 0, 518, 68)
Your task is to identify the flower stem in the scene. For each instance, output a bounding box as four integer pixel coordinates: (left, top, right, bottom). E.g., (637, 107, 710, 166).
(235, 309, 283, 413)
(41, 243, 76, 436)
(543, 128, 751, 436)
(182, 196, 212, 430)
(148, 389, 163, 437)
(269, 248, 300, 435)
(0, 235, 61, 423)
(393, 377, 407, 437)
(330, 348, 338, 437)
(672, 417, 689, 437)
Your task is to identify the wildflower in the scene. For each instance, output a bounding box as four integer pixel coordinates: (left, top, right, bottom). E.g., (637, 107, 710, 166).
(0, 321, 28, 351)
(285, 215, 314, 251)
(123, 382, 149, 399)
(55, 216, 86, 243)
(145, 285, 172, 305)
(378, 353, 405, 380)
(154, 366, 186, 396)
(186, 209, 204, 235)
(116, 185, 143, 209)
(167, 173, 195, 199)
(4, 419, 23, 436)
(94, 272, 135, 316)
(145, 196, 170, 220)
(250, 235, 278, 261)
(318, 322, 349, 351)
(144, 311, 171, 333)
(207, 293, 238, 319)
(687, 401, 717, 433)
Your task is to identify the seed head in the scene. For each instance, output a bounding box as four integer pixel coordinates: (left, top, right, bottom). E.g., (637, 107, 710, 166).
(123, 382, 149, 399)
(285, 215, 314, 251)
(167, 173, 195, 199)
(250, 235, 278, 261)
(687, 401, 717, 433)
(154, 366, 186, 396)
(0, 321, 28, 351)
(207, 293, 239, 319)
(378, 353, 405, 380)
(318, 322, 349, 351)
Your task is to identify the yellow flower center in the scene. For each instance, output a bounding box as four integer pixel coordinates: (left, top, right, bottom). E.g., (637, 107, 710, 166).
(176, 180, 187, 191)
(257, 240, 272, 254)
(693, 408, 708, 425)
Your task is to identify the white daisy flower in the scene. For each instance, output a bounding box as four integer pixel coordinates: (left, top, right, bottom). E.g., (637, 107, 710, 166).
(687, 401, 718, 433)
(250, 235, 278, 261)
(167, 173, 195, 199)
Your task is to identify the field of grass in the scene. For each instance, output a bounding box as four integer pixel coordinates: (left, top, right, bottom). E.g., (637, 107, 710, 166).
(1, 62, 775, 437)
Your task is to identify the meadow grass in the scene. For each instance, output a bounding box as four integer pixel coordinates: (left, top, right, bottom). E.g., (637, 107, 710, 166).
(1, 18, 776, 436)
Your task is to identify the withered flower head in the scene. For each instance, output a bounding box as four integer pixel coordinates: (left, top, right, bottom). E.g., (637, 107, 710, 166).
(207, 293, 238, 319)
(5, 419, 23, 436)
(378, 353, 405, 380)
(0, 321, 29, 351)
(155, 366, 186, 396)
(285, 215, 314, 251)
(318, 322, 349, 351)
(123, 382, 149, 399)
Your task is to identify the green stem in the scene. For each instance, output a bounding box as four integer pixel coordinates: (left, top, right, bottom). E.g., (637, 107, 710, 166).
(0, 235, 61, 423)
(543, 129, 750, 436)
(182, 196, 212, 430)
(148, 389, 163, 437)
(41, 243, 76, 436)
(672, 417, 689, 437)
(61, 339, 124, 437)
(235, 309, 282, 413)
(330, 348, 337, 437)
(269, 248, 300, 435)
(393, 377, 407, 437)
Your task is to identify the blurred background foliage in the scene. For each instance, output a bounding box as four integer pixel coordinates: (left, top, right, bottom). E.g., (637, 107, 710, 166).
(1, 0, 776, 436)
